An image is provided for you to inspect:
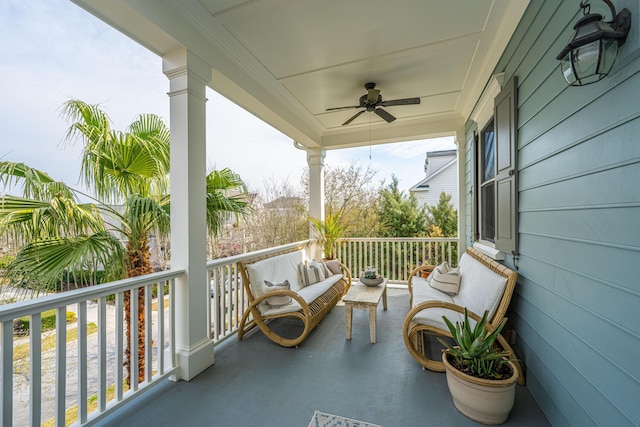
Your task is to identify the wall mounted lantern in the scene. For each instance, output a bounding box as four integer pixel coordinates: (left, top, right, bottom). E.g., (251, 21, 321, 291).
(557, 0, 631, 86)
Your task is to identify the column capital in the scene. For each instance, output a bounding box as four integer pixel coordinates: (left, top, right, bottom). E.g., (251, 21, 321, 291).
(163, 48, 211, 99)
(306, 148, 326, 166)
(455, 127, 466, 151)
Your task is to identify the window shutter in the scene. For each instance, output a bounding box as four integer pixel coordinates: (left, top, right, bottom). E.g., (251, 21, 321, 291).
(493, 76, 518, 255)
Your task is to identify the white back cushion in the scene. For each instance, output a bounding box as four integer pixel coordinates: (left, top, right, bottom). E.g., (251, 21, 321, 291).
(453, 252, 507, 321)
(246, 249, 305, 299)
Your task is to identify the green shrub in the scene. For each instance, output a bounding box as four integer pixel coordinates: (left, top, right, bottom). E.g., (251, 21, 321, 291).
(61, 269, 108, 286)
(0, 253, 15, 270)
(16, 309, 77, 334)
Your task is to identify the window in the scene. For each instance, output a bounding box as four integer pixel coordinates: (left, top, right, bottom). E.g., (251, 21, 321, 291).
(479, 118, 496, 244)
(471, 76, 518, 257)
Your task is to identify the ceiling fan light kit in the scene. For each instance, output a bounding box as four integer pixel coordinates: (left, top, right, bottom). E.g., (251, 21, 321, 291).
(326, 82, 421, 126)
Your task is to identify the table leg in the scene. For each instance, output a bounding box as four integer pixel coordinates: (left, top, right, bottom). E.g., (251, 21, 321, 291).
(382, 286, 388, 310)
(368, 306, 377, 343)
(345, 303, 353, 340)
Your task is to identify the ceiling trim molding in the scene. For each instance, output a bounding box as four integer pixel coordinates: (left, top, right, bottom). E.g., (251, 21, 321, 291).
(470, 72, 505, 129)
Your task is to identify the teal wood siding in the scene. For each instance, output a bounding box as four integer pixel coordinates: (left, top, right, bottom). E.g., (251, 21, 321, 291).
(465, 1, 640, 426)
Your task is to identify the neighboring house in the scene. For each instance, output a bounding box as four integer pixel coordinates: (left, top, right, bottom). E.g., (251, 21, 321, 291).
(262, 196, 304, 212)
(409, 150, 458, 210)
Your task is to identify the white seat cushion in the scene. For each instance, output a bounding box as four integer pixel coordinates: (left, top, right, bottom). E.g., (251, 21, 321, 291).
(453, 252, 508, 321)
(411, 277, 462, 330)
(260, 274, 342, 316)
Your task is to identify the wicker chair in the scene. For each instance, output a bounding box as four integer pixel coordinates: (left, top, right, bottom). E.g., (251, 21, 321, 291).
(402, 247, 525, 385)
(237, 244, 351, 347)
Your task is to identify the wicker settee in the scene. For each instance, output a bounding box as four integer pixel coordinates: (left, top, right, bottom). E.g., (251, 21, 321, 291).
(402, 247, 525, 385)
(237, 244, 351, 347)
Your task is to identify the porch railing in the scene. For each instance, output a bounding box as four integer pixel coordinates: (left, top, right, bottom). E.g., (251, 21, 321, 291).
(336, 237, 459, 283)
(0, 270, 181, 427)
(0, 237, 458, 426)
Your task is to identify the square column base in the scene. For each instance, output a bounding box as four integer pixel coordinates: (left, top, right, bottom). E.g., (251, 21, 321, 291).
(172, 338, 215, 381)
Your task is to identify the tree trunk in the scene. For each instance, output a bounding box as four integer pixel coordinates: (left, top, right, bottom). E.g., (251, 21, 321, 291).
(124, 239, 153, 387)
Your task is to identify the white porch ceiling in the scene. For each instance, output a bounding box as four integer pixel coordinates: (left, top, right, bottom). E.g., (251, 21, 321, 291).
(71, 0, 529, 150)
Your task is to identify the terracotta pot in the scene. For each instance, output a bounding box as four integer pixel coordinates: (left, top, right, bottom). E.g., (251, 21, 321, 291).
(420, 270, 430, 279)
(442, 353, 517, 425)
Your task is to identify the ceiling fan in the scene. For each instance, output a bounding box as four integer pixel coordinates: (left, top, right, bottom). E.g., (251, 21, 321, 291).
(326, 82, 421, 125)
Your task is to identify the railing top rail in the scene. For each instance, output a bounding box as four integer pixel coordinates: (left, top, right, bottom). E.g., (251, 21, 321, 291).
(337, 237, 458, 242)
(206, 239, 313, 268)
(0, 269, 185, 321)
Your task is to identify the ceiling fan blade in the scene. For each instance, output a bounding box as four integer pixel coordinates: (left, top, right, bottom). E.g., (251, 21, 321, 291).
(326, 105, 361, 111)
(342, 110, 365, 125)
(380, 97, 421, 107)
(374, 108, 396, 123)
(367, 88, 380, 103)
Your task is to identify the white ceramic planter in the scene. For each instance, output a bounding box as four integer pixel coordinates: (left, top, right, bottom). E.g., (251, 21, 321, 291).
(442, 353, 518, 425)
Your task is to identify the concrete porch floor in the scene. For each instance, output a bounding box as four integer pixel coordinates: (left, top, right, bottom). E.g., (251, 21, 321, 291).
(97, 288, 550, 427)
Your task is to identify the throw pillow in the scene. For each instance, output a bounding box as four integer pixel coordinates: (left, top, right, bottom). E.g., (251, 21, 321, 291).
(264, 280, 292, 307)
(316, 259, 332, 277)
(428, 262, 461, 295)
(324, 259, 342, 275)
(299, 261, 326, 286)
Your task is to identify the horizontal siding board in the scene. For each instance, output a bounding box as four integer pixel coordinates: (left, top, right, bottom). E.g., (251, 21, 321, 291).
(511, 297, 601, 427)
(518, 56, 640, 149)
(519, 208, 640, 251)
(518, 64, 640, 167)
(519, 367, 571, 427)
(518, 232, 638, 292)
(515, 278, 640, 426)
(518, 119, 640, 191)
(495, 0, 546, 79)
(511, 2, 573, 105)
(519, 163, 640, 212)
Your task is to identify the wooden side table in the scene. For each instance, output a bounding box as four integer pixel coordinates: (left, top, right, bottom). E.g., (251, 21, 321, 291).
(342, 278, 388, 343)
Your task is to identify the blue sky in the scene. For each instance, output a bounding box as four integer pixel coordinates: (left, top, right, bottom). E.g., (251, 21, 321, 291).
(1, 0, 455, 196)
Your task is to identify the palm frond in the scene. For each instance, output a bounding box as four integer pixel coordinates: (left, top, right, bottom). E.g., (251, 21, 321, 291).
(0, 194, 105, 245)
(5, 232, 126, 297)
(127, 113, 171, 167)
(60, 100, 111, 144)
(61, 100, 171, 203)
(203, 168, 251, 238)
(0, 161, 76, 201)
(206, 168, 247, 193)
(122, 195, 171, 249)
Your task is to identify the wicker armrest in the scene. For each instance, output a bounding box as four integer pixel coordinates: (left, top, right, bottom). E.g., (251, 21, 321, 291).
(336, 261, 352, 293)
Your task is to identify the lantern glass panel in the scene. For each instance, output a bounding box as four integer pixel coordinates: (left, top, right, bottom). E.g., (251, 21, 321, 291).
(560, 54, 577, 84)
(599, 38, 619, 75)
(573, 40, 601, 79)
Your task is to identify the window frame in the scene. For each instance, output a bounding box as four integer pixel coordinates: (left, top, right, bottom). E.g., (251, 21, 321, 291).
(469, 75, 518, 259)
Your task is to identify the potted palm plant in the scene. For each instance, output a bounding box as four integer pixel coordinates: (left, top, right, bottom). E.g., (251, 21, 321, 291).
(310, 213, 345, 259)
(438, 308, 518, 425)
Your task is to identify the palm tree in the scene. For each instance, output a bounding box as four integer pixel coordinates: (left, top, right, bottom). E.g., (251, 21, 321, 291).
(0, 100, 250, 385)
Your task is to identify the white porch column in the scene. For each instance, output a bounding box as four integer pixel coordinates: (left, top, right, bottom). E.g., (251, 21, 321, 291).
(456, 128, 467, 259)
(163, 49, 214, 381)
(307, 148, 326, 259)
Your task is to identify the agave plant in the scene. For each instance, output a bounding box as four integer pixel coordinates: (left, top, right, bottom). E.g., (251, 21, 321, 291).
(438, 308, 512, 380)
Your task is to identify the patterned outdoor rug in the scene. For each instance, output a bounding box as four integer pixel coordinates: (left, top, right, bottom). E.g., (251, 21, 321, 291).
(308, 410, 382, 427)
